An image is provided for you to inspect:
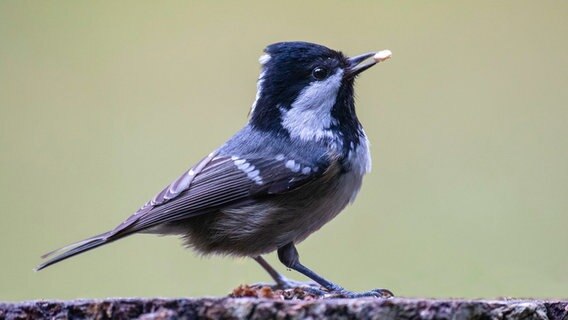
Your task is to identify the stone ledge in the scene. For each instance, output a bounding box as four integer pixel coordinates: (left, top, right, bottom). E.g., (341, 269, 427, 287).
(1, 297, 567, 320)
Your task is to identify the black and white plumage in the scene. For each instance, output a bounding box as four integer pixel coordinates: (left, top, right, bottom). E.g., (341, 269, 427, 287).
(37, 42, 392, 298)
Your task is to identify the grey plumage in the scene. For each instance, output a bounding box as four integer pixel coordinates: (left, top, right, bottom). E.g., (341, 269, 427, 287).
(36, 41, 392, 298)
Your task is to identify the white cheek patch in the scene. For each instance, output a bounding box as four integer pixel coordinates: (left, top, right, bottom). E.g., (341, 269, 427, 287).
(280, 69, 343, 142)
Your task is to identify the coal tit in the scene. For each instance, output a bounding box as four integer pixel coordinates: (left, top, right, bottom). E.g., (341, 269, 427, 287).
(37, 42, 392, 298)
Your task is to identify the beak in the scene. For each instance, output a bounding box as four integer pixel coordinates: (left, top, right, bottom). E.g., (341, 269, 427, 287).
(346, 50, 392, 79)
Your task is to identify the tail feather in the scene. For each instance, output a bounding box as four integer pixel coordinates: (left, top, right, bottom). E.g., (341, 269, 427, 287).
(36, 233, 113, 271)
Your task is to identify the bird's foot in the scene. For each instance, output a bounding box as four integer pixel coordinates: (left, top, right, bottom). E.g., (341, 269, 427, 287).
(251, 278, 319, 291)
(325, 287, 394, 299)
(275, 278, 320, 290)
(249, 277, 337, 299)
(236, 281, 322, 300)
(249, 281, 393, 299)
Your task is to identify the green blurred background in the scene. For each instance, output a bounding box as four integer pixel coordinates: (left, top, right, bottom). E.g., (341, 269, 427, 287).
(1, 1, 567, 301)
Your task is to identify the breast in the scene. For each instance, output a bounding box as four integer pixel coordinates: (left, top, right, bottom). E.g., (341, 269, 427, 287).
(273, 136, 372, 246)
(183, 136, 372, 257)
(280, 159, 366, 244)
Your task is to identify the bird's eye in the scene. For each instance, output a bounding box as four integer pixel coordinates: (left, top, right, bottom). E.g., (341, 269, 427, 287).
(312, 67, 329, 80)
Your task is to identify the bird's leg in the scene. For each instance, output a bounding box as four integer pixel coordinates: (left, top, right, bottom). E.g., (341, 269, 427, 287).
(253, 256, 288, 287)
(253, 256, 318, 289)
(277, 242, 393, 298)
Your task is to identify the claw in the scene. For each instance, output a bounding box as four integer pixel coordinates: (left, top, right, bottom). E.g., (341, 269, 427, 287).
(248, 278, 394, 300)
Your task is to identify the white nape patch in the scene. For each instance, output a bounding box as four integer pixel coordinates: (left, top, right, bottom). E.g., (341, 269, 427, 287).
(280, 69, 343, 142)
(259, 53, 271, 65)
(285, 159, 301, 173)
(249, 71, 266, 115)
(231, 156, 263, 185)
(250, 53, 271, 115)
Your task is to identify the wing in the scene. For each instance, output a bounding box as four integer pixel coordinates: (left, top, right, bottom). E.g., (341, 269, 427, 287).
(36, 150, 332, 270)
(107, 151, 330, 238)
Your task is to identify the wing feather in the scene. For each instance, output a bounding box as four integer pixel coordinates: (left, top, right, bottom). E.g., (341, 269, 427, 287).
(37, 152, 329, 269)
(108, 153, 328, 237)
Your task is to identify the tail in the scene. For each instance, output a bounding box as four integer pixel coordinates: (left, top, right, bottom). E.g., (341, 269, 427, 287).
(35, 232, 113, 271)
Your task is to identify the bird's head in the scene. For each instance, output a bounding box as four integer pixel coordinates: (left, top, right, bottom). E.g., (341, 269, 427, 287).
(249, 41, 390, 145)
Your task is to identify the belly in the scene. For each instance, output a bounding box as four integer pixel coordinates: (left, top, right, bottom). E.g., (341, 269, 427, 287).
(183, 169, 365, 257)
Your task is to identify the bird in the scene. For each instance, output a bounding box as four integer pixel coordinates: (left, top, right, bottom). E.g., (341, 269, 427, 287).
(36, 41, 393, 298)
